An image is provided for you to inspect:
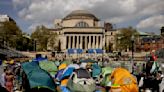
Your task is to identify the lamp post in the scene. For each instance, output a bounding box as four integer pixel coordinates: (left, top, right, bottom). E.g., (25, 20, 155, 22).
(131, 35, 135, 60)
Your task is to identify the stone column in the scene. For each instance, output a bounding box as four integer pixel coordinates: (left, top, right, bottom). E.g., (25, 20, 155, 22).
(88, 36, 91, 49)
(68, 36, 71, 49)
(76, 36, 79, 48)
(85, 36, 87, 50)
(80, 36, 82, 49)
(72, 36, 75, 48)
(99, 36, 102, 49)
(92, 36, 95, 49)
(96, 36, 99, 48)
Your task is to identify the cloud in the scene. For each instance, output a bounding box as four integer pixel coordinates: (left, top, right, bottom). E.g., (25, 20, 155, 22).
(12, 0, 164, 33)
(137, 15, 164, 29)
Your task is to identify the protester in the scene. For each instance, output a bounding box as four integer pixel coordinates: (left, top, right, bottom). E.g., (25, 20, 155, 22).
(5, 70, 14, 92)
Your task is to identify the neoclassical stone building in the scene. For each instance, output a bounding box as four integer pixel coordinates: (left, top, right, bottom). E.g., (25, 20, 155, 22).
(48, 10, 116, 52)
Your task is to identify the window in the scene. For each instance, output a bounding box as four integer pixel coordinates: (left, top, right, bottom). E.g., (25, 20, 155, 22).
(75, 21, 89, 27)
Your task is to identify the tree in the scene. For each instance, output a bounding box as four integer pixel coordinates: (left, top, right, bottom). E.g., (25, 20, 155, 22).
(48, 32, 58, 51)
(31, 25, 57, 51)
(115, 27, 139, 51)
(0, 21, 22, 48)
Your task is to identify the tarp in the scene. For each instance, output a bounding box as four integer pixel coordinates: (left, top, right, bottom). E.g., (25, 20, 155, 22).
(77, 49, 83, 54)
(110, 68, 138, 92)
(39, 61, 58, 77)
(67, 49, 75, 54)
(87, 49, 95, 54)
(21, 62, 56, 92)
(95, 49, 103, 54)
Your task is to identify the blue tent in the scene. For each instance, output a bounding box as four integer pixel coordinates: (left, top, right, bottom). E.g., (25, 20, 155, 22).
(95, 49, 103, 54)
(76, 49, 83, 54)
(67, 49, 75, 54)
(60, 67, 75, 80)
(88, 49, 95, 54)
(55, 69, 64, 81)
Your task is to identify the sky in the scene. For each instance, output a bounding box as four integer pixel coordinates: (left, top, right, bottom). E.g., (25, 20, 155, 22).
(0, 0, 164, 34)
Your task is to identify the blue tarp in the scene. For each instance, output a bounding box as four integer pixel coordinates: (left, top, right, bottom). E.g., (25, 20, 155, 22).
(76, 49, 83, 54)
(68, 49, 83, 54)
(88, 49, 95, 54)
(95, 49, 103, 54)
(67, 49, 75, 54)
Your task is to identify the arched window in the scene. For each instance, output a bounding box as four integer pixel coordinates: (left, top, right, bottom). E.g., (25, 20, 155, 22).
(75, 21, 89, 27)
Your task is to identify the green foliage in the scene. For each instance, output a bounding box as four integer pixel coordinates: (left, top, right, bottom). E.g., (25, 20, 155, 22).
(115, 27, 139, 51)
(48, 32, 58, 51)
(31, 25, 57, 51)
(0, 21, 22, 48)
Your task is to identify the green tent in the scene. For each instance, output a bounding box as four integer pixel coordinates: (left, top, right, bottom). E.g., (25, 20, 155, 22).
(100, 67, 113, 87)
(22, 62, 56, 92)
(102, 67, 113, 77)
(39, 61, 58, 77)
(61, 60, 72, 65)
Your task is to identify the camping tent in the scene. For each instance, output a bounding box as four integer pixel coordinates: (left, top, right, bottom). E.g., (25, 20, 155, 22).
(110, 68, 138, 92)
(21, 62, 56, 92)
(39, 61, 58, 77)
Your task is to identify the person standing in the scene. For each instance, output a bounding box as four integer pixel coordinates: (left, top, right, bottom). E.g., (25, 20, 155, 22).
(5, 70, 14, 92)
(0, 68, 7, 87)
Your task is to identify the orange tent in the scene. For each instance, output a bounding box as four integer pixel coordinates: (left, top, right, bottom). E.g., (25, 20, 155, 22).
(58, 63, 67, 70)
(110, 68, 138, 92)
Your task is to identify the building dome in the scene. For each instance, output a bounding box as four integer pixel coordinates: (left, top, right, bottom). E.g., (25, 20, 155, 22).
(63, 10, 99, 21)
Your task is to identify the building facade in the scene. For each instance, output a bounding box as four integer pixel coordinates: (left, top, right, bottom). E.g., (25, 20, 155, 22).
(48, 10, 116, 52)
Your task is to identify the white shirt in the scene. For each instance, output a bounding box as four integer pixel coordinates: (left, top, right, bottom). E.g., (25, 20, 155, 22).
(0, 73, 5, 87)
